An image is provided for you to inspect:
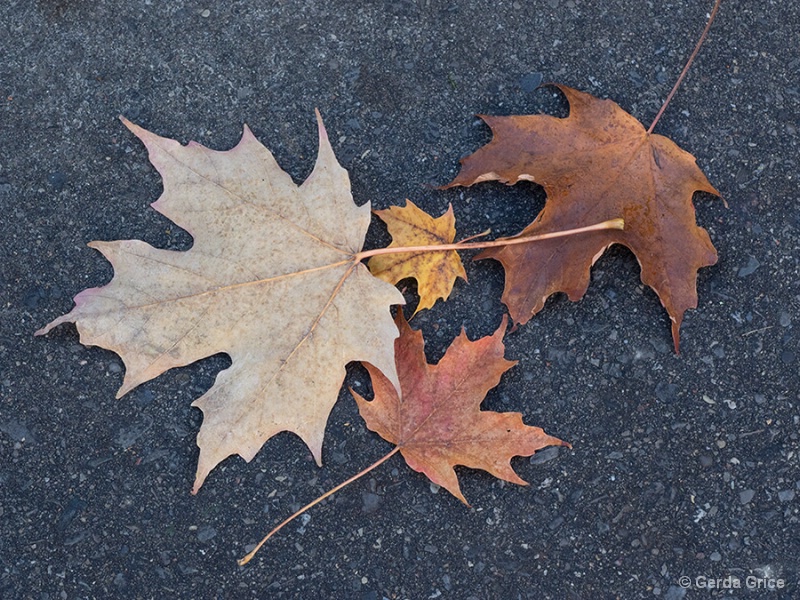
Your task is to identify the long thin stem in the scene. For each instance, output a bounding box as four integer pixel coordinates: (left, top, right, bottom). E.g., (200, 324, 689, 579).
(356, 218, 624, 261)
(238, 446, 400, 566)
(647, 0, 722, 134)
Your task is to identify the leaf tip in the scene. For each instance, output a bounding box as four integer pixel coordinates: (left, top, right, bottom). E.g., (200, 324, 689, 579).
(119, 115, 140, 136)
(313, 107, 327, 141)
(241, 123, 256, 141)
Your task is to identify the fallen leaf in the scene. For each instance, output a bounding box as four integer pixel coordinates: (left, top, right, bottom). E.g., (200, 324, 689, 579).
(36, 112, 404, 492)
(368, 200, 467, 313)
(353, 312, 568, 504)
(444, 84, 722, 351)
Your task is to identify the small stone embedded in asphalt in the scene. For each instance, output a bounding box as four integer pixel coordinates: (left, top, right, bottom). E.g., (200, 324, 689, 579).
(47, 171, 67, 191)
(628, 70, 645, 86)
(778, 489, 795, 502)
(196, 526, 217, 542)
(519, 72, 543, 92)
(529, 445, 561, 465)
(133, 388, 156, 407)
(664, 585, 687, 600)
(55, 496, 88, 533)
(0, 419, 33, 443)
(23, 286, 47, 310)
(710, 551, 722, 561)
(737, 256, 760, 277)
(655, 382, 678, 402)
(114, 417, 152, 448)
(780, 350, 795, 364)
(739, 489, 755, 504)
(113, 572, 127, 589)
(649, 336, 671, 354)
(361, 491, 382, 514)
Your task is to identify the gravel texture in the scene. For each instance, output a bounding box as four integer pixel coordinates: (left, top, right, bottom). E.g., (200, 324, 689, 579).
(1, 1, 798, 598)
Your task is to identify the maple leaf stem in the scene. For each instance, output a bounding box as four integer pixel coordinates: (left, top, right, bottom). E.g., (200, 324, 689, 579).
(647, 0, 723, 135)
(238, 446, 401, 566)
(355, 218, 624, 260)
(456, 227, 492, 244)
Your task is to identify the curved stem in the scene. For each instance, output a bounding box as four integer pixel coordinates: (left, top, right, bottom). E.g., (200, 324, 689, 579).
(456, 228, 492, 244)
(238, 446, 400, 566)
(356, 218, 624, 261)
(647, 0, 722, 134)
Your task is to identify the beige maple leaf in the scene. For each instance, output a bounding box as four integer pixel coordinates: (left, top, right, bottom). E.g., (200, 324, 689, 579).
(36, 112, 404, 493)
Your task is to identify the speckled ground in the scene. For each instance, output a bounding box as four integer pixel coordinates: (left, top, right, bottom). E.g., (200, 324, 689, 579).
(1, 1, 798, 598)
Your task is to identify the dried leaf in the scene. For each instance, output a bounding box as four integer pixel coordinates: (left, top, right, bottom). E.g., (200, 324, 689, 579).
(368, 200, 467, 313)
(353, 312, 568, 504)
(445, 84, 722, 351)
(37, 112, 404, 492)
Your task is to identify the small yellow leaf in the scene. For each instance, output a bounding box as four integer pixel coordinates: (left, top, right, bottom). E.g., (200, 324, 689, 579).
(368, 200, 467, 313)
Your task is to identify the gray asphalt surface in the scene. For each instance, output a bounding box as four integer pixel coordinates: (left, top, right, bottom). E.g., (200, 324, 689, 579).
(2, 1, 798, 598)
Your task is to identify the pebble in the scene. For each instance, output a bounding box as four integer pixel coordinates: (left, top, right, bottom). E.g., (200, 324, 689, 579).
(48, 171, 67, 191)
(739, 489, 755, 504)
(361, 491, 382, 514)
(663, 585, 687, 600)
(529, 446, 561, 465)
(655, 382, 678, 402)
(0, 419, 32, 442)
(196, 526, 217, 542)
(519, 72, 543, 93)
(710, 551, 722, 561)
(737, 256, 760, 277)
(23, 286, 47, 309)
(778, 489, 795, 502)
(55, 496, 88, 533)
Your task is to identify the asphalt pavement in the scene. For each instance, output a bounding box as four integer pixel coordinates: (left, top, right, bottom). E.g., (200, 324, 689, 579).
(1, 1, 798, 598)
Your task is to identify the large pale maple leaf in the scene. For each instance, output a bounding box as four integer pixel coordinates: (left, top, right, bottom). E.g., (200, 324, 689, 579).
(353, 312, 568, 504)
(36, 112, 404, 493)
(444, 84, 722, 352)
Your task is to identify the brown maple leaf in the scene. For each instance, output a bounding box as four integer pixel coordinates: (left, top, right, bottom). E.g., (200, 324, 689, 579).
(444, 84, 723, 352)
(353, 312, 568, 504)
(36, 112, 404, 493)
(368, 200, 467, 313)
